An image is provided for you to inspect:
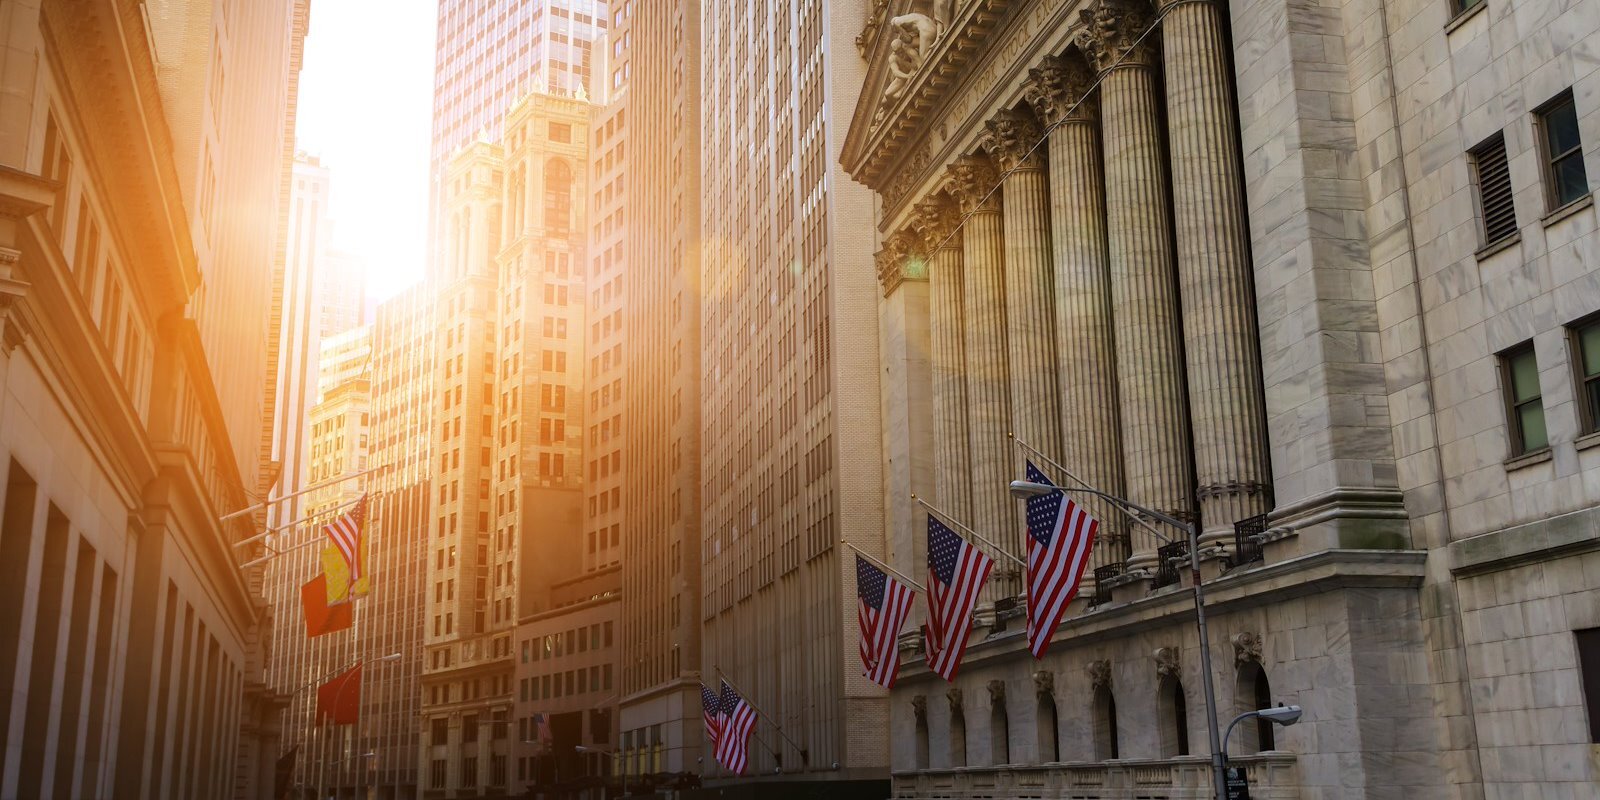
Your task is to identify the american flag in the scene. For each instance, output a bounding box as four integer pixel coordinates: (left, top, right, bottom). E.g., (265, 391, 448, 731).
(1023, 462, 1098, 658)
(322, 494, 368, 583)
(924, 514, 993, 681)
(716, 680, 757, 775)
(700, 682, 722, 761)
(855, 554, 916, 688)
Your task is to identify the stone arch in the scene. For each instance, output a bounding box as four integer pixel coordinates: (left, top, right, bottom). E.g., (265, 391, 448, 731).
(987, 679, 1010, 765)
(1033, 671, 1059, 763)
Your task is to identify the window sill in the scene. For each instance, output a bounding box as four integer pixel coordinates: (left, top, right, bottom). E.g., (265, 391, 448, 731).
(1445, 1, 1488, 34)
(1475, 231, 1522, 262)
(1504, 448, 1553, 471)
(1576, 431, 1600, 452)
(1543, 192, 1594, 227)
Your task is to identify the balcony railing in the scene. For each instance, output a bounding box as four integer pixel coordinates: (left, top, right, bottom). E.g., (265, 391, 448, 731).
(1152, 541, 1188, 589)
(891, 753, 1298, 799)
(1090, 564, 1121, 607)
(1233, 514, 1268, 567)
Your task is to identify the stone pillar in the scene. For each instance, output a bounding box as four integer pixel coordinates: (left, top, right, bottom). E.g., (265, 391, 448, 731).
(1159, 0, 1272, 551)
(980, 109, 1064, 467)
(912, 194, 974, 525)
(1077, 0, 1194, 575)
(1023, 54, 1128, 586)
(944, 154, 1020, 594)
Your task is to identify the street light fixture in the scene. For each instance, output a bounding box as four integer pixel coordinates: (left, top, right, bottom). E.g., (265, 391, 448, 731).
(1008, 478, 1231, 800)
(1221, 705, 1301, 777)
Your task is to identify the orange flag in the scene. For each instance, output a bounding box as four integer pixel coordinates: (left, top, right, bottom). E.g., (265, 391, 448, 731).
(315, 662, 362, 725)
(300, 574, 353, 638)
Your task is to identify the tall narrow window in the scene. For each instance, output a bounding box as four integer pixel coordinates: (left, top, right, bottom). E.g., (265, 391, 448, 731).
(1470, 132, 1517, 245)
(1037, 691, 1060, 763)
(1571, 316, 1600, 435)
(949, 702, 967, 767)
(1501, 343, 1548, 454)
(1538, 91, 1589, 210)
(1092, 685, 1119, 760)
(988, 683, 1009, 766)
(1578, 627, 1600, 744)
(1159, 677, 1190, 757)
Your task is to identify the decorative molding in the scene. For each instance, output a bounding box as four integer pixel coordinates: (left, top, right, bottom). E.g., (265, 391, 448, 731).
(1031, 670, 1055, 698)
(856, 0, 892, 59)
(1023, 52, 1097, 126)
(876, 228, 930, 296)
(987, 679, 1006, 705)
(1152, 646, 1181, 678)
(912, 192, 964, 251)
(1087, 659, 1113, 690)
(1076, 0, 1156, 73)
(946, 685, 965, 715)
(1232, 632, 1263, 666)
(911, 694, 929, 720)
(979, 107, 1046, 171)
(944, 153, 1002, 213)
(883, 142, 935, 213)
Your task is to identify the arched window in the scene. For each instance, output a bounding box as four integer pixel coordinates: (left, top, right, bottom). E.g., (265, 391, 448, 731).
(1158, 676, 1190, 756)
(544, 158, 573, 233)
(1236, 661, 1276, 752)
(913, 697, 930, 769)
(949, 698, 968, 767)
(1036, 691, 1060, 763)
(988, 681, 1010, 765)
(1092, 685, 1119, 760)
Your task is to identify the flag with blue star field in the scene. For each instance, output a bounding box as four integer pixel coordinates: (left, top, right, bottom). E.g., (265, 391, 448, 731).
(716, 680, 757, 775)
(855, 554, 916, 688)
(1023, 461, 1098, 658)
(700, 682, 722, 758)
(924, 513, 993, 681)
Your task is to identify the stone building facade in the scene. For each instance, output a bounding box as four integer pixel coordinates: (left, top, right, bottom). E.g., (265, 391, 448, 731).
(843, 0, 1600, 798)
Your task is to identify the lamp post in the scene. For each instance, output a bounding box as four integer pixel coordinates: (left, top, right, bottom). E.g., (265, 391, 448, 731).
(310, 652, 401, 800)
(1008, 479, 1228, 800)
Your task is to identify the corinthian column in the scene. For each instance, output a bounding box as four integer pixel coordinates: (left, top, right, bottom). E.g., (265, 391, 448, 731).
(1077, 0, 1193, 574)
(1023, 54, 1128, 581)
(1159, 0, 1272, 549)
(945, 154, 1020, 594)
(981, 109, 1065, 473)
(913, 194, 974, 524)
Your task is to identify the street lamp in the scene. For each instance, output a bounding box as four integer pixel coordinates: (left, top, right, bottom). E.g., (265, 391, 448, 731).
(1009, 479, 1229, 800)
(1223, 704, 1301, 752)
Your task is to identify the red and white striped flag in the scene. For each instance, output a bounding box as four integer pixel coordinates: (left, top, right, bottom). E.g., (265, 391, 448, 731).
(855, 555, 916, 688)
(924, 514, 993, 681)
(1023, 461, 1098, 658)
(699, 682, 722, 759)
(715, 680, 757, 775)
(322, 494, 369, 584)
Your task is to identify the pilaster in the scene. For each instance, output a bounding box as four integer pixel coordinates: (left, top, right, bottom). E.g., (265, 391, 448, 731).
(913, 195, 974, 526)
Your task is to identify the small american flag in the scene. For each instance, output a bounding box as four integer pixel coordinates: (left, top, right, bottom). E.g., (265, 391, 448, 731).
(855, 555, 915, 688)
(322, 495, 368, 583)
(700, 682, 722, 760)
(1023, 462, 1098, 658)
(716, 680, 757, 775)
(924, 514, 993, 681)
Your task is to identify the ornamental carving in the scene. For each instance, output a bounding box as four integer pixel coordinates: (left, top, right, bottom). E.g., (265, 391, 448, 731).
(1076, 0, 1156, 73)
(980, 108, 1046, 172)
(946, 685, 964, 714)
(1032, 670, 1055, 698)
(911, 694, 928, 720)
(1153, 646, 1181, 678)
(1023, 53, 1098, 126)
(856, 0, 891, 59)
(944, 154, 1001, 214)
(987, 679, 1006, 705)
(875, 228, 929, 295)
(882, 142, 933, 212)
(1087, 659, 1113, 690)
(1232, 632, 1263, 666)
(912, 192, 963, 251)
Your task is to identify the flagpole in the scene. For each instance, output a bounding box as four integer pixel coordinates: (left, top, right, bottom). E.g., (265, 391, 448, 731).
(218, 465, 382, 523)
(909, 495, 1026, 567)
(712, 667, 809, 767)
(840, 541, 925, 591)
(232, 495, 366, 549)
(1007, 433, 1171, 546)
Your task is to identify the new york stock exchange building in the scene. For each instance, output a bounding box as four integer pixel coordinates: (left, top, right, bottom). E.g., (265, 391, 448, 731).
(842, 0, 1600, 798)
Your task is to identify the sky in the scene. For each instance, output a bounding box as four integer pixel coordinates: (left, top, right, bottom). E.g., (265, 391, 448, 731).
(294, 1, 438, 302)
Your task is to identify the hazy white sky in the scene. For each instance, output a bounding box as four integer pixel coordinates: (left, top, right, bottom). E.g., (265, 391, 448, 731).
(295, 1, 438, 302)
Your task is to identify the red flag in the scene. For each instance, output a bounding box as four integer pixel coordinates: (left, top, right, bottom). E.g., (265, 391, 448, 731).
(315, 662, 362, 725)
(300, 574, 353, 638)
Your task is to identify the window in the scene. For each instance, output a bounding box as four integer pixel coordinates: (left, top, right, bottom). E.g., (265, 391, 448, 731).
(1501, 343, 1548, 454)
(1093, 685, 1119, 760)
(1470, 133, 1516, 245)
(1538, 91, 1589, 210)
(1578, 627, 1600, 743)
(1571, 317, 1600, 434)
(1451, 0, 1484, 15)
(1159, 677, 1190, 756)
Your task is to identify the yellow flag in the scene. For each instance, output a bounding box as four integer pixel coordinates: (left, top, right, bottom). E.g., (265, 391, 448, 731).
(321, 540, 369, 605)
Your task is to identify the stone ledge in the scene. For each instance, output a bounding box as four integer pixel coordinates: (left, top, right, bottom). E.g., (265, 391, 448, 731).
(1448, 504, 1600, 576)
(1542, 192, 1594, 228)
(892, 549, 1427, 684)
(1503, 447, 1553, 471)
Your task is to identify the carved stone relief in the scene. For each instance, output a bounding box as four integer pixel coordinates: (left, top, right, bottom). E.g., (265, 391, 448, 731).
(1076, 0, 1156, 73)
(1232, 631, 1263, 666)
(980, 107, 1046, 171)
(1087, 659, 1113, 690)
(1153, 646, 1181, 679)
(1023, 52, 1098, 126)
(1032, 670, 1056, 698)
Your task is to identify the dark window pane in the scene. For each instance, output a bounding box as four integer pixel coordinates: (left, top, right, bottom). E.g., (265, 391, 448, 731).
(1510, 350, 1542, 402)
(1519, 403, 1549, 451)
(1554, 154, 1589, 207)
(1587, 382, 1600, 432)
(1546, 98, 1582, 156)
(1582, 325, 1600, 376)
(1578, 628, 1600, 744)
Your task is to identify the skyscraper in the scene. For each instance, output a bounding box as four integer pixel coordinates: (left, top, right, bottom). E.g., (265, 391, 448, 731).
(617, 0, 707, 784)
(697, 0, 885, 790)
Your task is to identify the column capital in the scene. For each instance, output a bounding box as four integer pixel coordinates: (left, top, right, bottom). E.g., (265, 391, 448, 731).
(1075, 0, 1157, 73)
(943, 154, 1002, 214)
(1024, 53, 1098, 126)
(912, 193, 964, 251)
(875, 227, 928, 295)
(980, 108, 1047, 172)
